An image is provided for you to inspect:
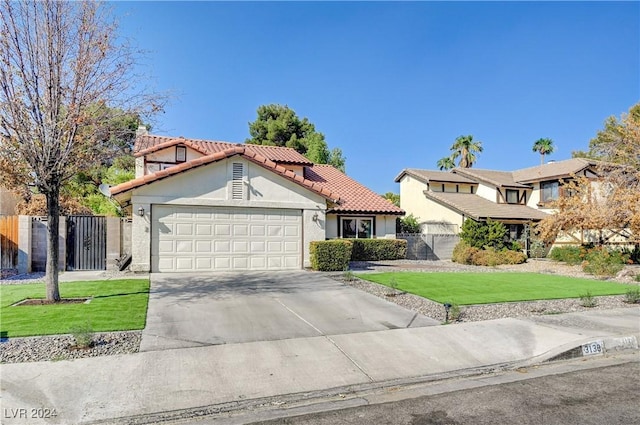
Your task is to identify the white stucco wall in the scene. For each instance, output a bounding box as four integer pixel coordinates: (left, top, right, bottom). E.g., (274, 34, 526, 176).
(475, 183, 496, 202)
(399, 175, 431, 226)
(129, 157, 328, 271)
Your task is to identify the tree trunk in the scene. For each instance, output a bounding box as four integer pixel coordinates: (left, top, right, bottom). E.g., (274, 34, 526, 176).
(45, 186, 61, 302)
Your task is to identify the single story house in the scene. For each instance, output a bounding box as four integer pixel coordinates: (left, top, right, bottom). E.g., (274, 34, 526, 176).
(395, 158, 602, 242)
(110, 129, 403, 272)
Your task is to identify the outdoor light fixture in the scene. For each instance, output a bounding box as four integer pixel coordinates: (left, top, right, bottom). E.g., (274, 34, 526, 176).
(137, 206, 145, 217)
(312, 212, 319, 222)
(443, 302, 452, 323)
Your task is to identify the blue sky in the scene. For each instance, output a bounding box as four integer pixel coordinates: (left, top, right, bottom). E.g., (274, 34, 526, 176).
(113, 1, 639, 194)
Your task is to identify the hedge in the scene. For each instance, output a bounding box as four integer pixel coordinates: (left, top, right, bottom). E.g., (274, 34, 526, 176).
(310, 240, 353, 271)
(347, 238, 407, 261)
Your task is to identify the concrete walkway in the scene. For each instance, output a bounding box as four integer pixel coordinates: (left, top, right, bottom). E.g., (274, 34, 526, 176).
(1, 307, 638, 425)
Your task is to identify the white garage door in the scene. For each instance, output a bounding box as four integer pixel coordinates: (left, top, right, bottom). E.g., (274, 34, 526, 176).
(151, 205, 302, 272)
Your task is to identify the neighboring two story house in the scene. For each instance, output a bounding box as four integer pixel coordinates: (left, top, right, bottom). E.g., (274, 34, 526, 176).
(109, 129, 403, 272)
(395, 158, 602, 247)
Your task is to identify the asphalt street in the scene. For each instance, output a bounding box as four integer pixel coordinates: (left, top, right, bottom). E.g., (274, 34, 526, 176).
(248, 356, 640, 425)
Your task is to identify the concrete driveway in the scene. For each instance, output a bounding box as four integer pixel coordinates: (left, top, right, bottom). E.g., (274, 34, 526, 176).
(141, 271, 439, 351)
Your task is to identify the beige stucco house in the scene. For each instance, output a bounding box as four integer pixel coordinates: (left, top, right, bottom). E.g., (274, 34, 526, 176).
(395, 158, 602, 242)
(110, 130, 403, 272)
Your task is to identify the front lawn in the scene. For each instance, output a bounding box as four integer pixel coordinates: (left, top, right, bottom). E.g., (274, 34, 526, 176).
(359, 272, 632, 305)
(0, 279, 150, 337)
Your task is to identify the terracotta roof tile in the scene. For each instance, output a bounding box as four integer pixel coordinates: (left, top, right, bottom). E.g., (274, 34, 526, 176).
(424, 191, 548, 221)
(134, 134, 313, 165)
(305, 165, 404, 215)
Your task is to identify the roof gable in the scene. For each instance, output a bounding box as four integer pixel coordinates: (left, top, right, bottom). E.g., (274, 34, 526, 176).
(111, 146, 339, 202)
(394, 169, 477, 184)
(512, 158, 600, 183)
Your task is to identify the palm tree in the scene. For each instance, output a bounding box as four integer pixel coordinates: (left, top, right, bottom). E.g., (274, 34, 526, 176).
(532, 138, 555, 165)
(450, 135, 483, 168)
(437, 156, 455, 170)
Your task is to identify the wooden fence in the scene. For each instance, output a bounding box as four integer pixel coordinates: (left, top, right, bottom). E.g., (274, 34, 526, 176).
(0, 215, 19, 270)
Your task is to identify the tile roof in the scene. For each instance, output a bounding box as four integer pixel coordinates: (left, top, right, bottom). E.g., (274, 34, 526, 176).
(512, 158, 600, 183)
(134, 134, 313, 165)
(424, 191, 549, 221)
(306, 165, 405, 215)
(394, 168, 477, 184)
(453, 168, 530, 188)
(110, 146, 340, 202)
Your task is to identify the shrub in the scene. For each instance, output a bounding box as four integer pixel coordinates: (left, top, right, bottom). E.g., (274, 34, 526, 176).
(310, 240, 353, 271)
(579, 291, 597, 308)
(581, 247, 627, 278)
(624, 287, 640, 304)
(620, 245, 640, 264)
(69, 322, 94, 349)
(453, 242, 526, 266)
(452, 241, 479, 265)
(459, 219, 507, 250)
(500, 249, 528, 265)
(348, 239, 407, 261)
(549, 246, 584, 265)
(399, 214, 421, 234)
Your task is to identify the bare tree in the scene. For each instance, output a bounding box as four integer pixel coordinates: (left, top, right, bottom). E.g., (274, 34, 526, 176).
(0, 0, 160, 301)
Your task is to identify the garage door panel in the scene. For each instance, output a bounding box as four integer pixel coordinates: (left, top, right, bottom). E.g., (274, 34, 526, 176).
(215, 224, 231, 236)
(233, 224, 249, 236)
(214, 240, 230, 252)
(152, 205, 301, 272)
(176, 240, 193, 253)
(196, 257, 212, 269)
(175, 257, 193, 270)
(251, 241, 265, 252)
(233, 240, 249, 253)
(195, 240, 212, 253)
(196, 224, 212, 235)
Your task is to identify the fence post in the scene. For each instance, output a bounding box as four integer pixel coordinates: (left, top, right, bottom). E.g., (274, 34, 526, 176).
(106, 217, 121, 270)
(17, 216, 32, 274)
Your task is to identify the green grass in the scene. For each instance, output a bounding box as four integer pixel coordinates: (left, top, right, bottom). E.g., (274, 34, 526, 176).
(0, 279, 150, 337)
(359, 272, 632, 305)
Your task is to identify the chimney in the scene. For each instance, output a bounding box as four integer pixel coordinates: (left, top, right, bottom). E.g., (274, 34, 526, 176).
(136, 125, 148, 137)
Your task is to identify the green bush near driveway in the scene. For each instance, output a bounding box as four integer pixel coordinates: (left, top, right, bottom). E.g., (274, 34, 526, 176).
(310, 240, 353, 271)
(0, 279, 150, 338)
(359, 272, 632, 305)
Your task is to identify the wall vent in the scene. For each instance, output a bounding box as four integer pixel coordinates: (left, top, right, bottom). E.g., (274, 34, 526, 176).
(232, 163, 244, 200)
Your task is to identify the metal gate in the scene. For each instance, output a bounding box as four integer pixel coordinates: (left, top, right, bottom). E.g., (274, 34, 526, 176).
(66, 216, 106, 271)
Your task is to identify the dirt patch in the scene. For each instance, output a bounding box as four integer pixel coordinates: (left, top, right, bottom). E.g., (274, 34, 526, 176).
(12, 298, 91, 306)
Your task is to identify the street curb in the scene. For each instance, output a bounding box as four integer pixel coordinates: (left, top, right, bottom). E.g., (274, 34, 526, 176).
(84, 340, 639, 425)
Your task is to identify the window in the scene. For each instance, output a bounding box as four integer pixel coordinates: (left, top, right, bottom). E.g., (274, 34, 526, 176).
(506, 189, 519, 204)
(341, 217, 373, 239)
(176, 145, 187, 163)
(541, 181, 559, 202)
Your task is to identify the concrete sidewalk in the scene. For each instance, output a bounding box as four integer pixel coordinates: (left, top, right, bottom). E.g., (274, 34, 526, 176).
(1, 307, 638, 425)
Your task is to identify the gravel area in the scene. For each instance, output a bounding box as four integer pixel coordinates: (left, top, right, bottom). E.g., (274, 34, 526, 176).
(335, 259, 640, 324)
(0, 331, 141, 364)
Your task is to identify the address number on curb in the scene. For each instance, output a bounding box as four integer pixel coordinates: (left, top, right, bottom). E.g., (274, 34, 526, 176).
(582, 340, 604, 356)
